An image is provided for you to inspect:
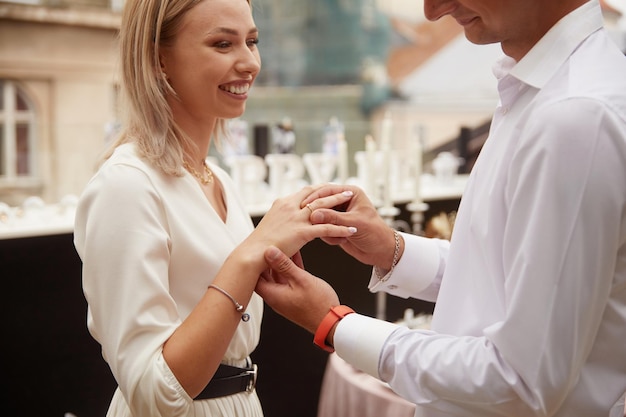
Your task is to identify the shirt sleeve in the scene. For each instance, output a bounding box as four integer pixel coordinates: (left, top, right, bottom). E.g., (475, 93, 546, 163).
(368, 232, 448, 303)
(74, 162, 192, 417)
(333, 313, 400, 378)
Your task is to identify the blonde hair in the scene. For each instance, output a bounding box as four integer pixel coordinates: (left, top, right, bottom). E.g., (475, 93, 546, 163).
(104, 0, 249, 176)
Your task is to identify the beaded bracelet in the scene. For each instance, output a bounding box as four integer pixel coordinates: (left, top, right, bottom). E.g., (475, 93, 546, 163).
(374, 229, 400, 283)
(208, 284, 250, 322)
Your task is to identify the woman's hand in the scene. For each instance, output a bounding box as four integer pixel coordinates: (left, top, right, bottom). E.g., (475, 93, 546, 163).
(233, 185, 357, 274)
(302, 184, 402, 270)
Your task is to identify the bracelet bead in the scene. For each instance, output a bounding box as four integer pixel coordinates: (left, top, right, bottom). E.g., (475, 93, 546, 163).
(208, 284, 250, 322)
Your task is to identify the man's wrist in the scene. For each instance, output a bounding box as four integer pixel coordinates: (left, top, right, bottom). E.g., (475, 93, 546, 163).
(374, 230, 402, 282)
(324, 321, 337, 346)
(313, 305, 355, 352)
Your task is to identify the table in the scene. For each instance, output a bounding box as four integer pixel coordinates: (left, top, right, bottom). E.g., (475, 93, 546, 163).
(0, 233, 117, 417)
(317, 353, 416, 417)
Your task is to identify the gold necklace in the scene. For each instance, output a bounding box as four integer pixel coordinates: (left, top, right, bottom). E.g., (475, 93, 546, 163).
(183, 160, 214, 185)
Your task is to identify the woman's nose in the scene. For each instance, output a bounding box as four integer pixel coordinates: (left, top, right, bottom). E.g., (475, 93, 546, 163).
(236, 48, 261, 76)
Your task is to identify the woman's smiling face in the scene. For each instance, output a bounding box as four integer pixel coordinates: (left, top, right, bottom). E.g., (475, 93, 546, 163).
(159, 0, 261, 125)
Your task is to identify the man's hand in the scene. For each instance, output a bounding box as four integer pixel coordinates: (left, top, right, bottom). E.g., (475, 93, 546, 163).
(256, 246, 339, 335)
(302, 184, 403, 270)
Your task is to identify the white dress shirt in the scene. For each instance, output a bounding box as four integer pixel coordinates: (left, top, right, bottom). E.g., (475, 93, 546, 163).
(334, 2, 626, 416)
(74, 143, 264, 417)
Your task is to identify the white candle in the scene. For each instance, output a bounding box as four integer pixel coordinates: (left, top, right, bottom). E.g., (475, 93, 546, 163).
(380, 113, 393, 208)
(365, 134, 376, 196)
(412, 124, 423, 205)
(337, 132, 348, 184)
(380, 113, 393, 149)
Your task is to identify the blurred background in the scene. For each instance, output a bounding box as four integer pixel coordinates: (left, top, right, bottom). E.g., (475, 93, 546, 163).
(1, 1, 625, 417)
(2, 0, 623, 207)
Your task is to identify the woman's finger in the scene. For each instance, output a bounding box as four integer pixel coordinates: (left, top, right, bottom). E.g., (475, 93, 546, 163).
(319, 236, 348, 246)
(301, 184, 359, 206)
(301, 190, 354, 212)
(307, 223, 357, 241)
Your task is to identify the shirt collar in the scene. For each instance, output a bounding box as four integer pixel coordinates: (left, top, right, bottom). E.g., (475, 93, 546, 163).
(495, 0, 603, 89)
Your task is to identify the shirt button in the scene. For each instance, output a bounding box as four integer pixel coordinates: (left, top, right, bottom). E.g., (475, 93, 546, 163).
(387, 285, 398, 290)
(502, 108, 509, 114)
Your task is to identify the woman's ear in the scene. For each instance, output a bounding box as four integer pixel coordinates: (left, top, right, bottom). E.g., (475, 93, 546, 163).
(159, 56, 167, 80)
(157, 47, 168, 78)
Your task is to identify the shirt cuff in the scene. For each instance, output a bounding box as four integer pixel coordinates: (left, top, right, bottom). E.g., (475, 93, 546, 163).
(333, 313, 399, 379)
(368, 232, 441, 298)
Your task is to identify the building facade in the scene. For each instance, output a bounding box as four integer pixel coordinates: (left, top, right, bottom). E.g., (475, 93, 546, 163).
(0, 0, 120, 206)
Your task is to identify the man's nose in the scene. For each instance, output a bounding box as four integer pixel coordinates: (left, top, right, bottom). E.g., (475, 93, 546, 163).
(423, 0, 456, 21)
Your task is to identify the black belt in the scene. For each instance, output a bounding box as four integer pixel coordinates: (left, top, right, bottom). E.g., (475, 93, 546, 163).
(194, 363, 258, 400)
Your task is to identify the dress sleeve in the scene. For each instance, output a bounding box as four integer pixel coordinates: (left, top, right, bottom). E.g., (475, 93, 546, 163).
(74, 162, 193, 417)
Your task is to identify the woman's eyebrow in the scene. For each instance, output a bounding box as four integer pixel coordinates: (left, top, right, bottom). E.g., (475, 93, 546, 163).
(206, 27, 258, 36)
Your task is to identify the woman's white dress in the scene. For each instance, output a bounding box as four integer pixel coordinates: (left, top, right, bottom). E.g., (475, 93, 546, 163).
(74, 143, 264, 417)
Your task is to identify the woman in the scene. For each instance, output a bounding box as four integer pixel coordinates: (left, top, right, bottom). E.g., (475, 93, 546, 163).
(73, 0, 355, 416)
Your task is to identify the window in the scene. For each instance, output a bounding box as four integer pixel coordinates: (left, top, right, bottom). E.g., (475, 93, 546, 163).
(0, 80, 38, 182)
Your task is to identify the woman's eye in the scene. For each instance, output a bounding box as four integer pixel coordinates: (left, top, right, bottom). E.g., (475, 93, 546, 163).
(215, 41, 232, 49)
(247, 38, 259, 47)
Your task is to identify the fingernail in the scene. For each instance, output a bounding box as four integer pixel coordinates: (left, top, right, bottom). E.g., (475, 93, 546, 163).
(342, 190, 353, 197)
(348, 226, 357, 234)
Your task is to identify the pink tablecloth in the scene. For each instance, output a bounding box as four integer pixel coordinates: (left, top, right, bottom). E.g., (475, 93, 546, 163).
(318, 353, 626, 417)
(317, 353, 416, 417)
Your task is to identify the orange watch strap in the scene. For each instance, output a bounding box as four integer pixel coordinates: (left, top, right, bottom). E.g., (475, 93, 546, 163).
(313, 305, 355, 352)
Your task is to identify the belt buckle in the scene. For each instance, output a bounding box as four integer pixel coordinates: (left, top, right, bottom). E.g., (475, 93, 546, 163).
(245, 364, 258, 393)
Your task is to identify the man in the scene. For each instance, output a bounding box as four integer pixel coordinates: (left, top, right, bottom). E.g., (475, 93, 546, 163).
(256, 0, 626, 416)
